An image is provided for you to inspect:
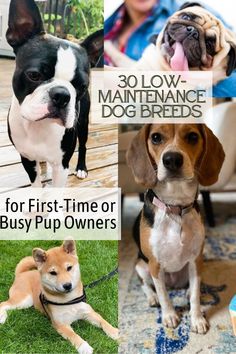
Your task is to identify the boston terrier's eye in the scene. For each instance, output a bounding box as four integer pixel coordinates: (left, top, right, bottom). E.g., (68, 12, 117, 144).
(26, 70, 43, 82)
(151, 133, 163, 145)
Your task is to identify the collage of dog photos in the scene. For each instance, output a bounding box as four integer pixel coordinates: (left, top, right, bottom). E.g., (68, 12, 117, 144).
(1, 0, 236, 353)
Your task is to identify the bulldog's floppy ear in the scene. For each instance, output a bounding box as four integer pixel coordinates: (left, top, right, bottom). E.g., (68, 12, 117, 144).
(33, 248, 47, 268)
(197, 125, 225, 186)
(6, 0, 45, 50)
(81, 29, 104, 68)
(179, 2, 203, 10)
(226, 42, 236, 76)
(62, 238, 77, 256)
(126, 125, 157, 188)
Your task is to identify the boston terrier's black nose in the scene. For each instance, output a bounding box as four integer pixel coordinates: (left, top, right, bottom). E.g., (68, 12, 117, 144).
(163, 152, 184, 171)
(63, 282, 72, 291)
(49, 87, 70, 109)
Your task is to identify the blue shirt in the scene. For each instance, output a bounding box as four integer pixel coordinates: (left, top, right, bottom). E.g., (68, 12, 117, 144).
(105, 0, 236, 97)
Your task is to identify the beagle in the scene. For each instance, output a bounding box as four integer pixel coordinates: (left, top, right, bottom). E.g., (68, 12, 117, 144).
(126, 124, 225, 334)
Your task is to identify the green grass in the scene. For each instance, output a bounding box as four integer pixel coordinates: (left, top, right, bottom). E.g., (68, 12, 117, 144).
(0, 241, 118, 354)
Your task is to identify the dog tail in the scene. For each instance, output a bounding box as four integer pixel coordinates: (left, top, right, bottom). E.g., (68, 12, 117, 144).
(15, 256, 37, 276)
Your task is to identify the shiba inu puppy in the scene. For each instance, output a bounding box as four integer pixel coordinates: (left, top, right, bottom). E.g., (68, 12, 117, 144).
(0, 240, 118, 353)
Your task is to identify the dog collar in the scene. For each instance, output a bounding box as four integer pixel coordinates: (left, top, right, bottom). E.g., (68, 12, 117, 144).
(146, 189, 198, 217)
(39, 290, 86, 317)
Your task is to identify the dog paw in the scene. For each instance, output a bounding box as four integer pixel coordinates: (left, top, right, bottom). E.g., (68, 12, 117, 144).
(76, 170, 88, 179)
(191, 314, 209, 334)
(78, 341, 93, 354)
(109, 327, 119, 340)
(162, 310, 180, 328)
(0, 310, 7, 324)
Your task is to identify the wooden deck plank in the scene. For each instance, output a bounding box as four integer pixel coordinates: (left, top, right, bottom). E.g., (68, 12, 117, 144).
(0, 164, 118, 193)
(0, 164, 118, 192)
(0, 118, 117, 134)
(0, 127, 117, 149)
(0, 134, 117, 167)
(0, 144, 118, 190)
(67, 164, 117, 187)
(0, 59, 14, 100)
(0, 145, 19, 166)
(0, 133, 11, 147)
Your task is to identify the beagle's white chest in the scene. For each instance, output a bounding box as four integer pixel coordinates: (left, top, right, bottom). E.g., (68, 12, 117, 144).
(150, 208, 205, 273)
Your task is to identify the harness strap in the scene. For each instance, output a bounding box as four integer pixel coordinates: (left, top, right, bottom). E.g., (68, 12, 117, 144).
(39, 290, 86, 318)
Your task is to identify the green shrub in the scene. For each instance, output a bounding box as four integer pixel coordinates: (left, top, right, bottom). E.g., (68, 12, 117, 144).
(67, 0, 103, 39)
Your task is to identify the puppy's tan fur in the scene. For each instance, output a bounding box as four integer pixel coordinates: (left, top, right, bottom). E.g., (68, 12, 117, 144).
(0, 240, 118, 354)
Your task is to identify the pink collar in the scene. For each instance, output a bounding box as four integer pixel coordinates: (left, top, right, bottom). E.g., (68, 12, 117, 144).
(147, 190, 196, 217)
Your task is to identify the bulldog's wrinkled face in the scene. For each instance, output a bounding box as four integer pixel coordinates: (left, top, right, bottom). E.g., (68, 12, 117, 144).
(161, 4, 235, 73)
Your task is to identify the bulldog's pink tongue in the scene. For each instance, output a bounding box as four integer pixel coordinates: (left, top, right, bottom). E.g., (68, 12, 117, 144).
(170, 42, 189, 71)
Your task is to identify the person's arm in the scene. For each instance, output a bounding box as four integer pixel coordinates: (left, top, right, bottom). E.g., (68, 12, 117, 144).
(104, 40, 137, 67)
(213, 73, 236, 98)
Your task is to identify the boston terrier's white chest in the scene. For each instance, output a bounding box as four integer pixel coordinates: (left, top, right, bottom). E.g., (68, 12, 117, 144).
(9, 96, 65, 164)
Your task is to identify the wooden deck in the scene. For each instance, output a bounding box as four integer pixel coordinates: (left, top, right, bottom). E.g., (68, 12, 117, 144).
(0, 58, 118, 191)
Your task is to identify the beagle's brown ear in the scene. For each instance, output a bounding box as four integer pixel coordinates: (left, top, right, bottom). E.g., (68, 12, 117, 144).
(227, 42, 236, 76)
(126, 125, 157, 188)
(198, 125, 225, 186)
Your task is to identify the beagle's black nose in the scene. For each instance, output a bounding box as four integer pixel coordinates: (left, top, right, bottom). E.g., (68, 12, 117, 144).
(63, 282, 72, 291)
(163, 152, 183, 171)
(49, 87, 70, 108)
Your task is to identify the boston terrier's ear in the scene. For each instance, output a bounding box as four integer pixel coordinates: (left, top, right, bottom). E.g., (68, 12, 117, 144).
(81, 29, 104, 68)
(6, 0, 45, 51)
(179, 2, 203, 11)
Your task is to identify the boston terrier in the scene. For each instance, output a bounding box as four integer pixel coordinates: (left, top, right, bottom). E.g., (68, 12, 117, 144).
(6, 0, 103, 187)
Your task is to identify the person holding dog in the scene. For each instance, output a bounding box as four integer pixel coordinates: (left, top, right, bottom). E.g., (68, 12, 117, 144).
(104, 0, 236, 97)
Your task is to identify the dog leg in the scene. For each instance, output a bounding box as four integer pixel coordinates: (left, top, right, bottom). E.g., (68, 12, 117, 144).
(76, 93, 89, 179)
(53, 322, 93, 354)
(135, 259, 159, 307)
(188, 260, 209, 334)
(51, 164, 68, 187)
(21, 156, 41, 187)
(150, 260, 180, 328)
(0, 295, 33, 324)
(83, 306, 118, 340)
